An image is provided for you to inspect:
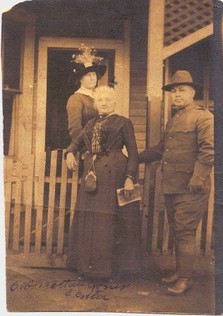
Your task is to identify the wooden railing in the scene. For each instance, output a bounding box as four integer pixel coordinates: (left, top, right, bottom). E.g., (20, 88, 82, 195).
(4, 150, 214, 256)
(4, 150, 78, 255)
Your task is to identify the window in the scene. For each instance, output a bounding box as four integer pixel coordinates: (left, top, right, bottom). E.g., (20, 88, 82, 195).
(2, 17, 25, 155)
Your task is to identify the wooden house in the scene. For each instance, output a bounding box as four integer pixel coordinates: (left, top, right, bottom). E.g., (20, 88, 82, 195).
(2, 0, 214, 269)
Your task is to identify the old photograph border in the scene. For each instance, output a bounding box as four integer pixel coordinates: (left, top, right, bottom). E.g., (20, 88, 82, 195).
(1, 0, 223, 314)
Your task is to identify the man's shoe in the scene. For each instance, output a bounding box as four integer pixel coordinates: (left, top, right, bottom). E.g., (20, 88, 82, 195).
(167, 277, 193, 295)
(160, 272, 179, 284)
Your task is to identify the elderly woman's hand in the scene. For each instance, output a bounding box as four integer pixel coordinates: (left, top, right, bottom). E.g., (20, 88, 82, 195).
(66, 152, 77, 171)
(124, 177, 134, 199)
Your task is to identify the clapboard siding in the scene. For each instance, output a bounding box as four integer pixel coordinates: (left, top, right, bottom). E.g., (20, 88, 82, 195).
(136, 140, 146, 149)
(129, 13, 148, 180)
(131, 117, 147, 125)
(131, 85, 147, 95)
(130, 78, 147, 86)
(134, 124, 147, 133)
(130, 109, 147, 117)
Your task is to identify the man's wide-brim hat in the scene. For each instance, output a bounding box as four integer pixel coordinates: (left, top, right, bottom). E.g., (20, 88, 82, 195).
(162, 70, 203, 91)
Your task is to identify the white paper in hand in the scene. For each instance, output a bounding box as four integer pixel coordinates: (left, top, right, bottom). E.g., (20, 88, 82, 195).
(116, 183, 141, 206)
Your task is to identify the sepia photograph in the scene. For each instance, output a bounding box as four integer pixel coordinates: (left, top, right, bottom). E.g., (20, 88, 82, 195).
(1, 0, 223, 314)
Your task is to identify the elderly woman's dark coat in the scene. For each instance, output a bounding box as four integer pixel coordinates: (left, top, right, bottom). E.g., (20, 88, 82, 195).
(66, 114, 141, 279)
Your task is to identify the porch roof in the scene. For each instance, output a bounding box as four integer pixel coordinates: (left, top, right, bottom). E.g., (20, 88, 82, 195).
(7, 0, 213, 45)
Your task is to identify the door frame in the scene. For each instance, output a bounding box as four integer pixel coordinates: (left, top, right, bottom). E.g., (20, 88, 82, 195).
(35, 36, 130, 154)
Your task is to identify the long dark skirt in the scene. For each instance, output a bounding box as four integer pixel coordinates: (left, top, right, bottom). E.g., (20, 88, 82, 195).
(67, 203, 142, 279)
(67, 151, 141, 278)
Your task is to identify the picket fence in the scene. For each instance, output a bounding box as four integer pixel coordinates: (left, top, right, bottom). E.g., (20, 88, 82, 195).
(4, 150, 214, 257)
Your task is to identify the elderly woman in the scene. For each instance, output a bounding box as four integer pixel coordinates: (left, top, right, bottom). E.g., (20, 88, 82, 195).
(67, 45, 107, 140)
(66, 86, 141, 280)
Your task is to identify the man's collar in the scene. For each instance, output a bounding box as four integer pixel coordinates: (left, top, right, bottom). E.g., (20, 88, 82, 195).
(173, 103, 195, 112)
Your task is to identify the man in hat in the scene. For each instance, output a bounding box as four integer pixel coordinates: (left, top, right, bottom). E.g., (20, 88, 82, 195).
(139, 70, 214, 295)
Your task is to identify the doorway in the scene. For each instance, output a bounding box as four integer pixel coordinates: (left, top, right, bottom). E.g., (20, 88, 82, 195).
(36, 37, 129, 154)
(46, 48, 115, 150)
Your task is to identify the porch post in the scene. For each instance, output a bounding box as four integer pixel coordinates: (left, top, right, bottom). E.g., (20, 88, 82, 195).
(141, 0, 165, 259)
(17, 21, 36, 157)
(123, 20, 130, 118)
(146, 0, 165, 143)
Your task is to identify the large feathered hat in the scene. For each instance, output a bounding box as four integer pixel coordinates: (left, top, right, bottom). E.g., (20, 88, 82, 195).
(71, 44, 107, 83)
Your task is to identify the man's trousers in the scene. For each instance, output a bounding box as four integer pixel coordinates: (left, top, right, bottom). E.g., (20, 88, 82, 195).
(164, 192, 210, 278)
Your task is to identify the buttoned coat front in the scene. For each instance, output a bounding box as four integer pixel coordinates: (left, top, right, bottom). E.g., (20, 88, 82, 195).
(139, 104, 214, 194)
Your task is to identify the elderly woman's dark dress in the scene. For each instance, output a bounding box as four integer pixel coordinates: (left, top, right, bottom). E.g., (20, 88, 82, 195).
(66, 114, 141, 279)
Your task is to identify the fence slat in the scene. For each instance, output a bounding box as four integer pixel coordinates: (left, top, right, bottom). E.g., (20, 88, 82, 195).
(69, 154, 79, 230)
(46, 150, 57, 254)
(34, 152, 46, 253)
(196, 220, 202, 255)
(152, 209, 159, 254)
(152, 165, 163, 254)
(205, 170, 214, 256)
(4, 158, 13, 249)
(162, 210, 170, 255)
(24, 155, 35, 254)
(141, 164, 151, 257)
(4, 149, 214, 259)
(57, 150, 68, 254)
(12, 160, 23, 251)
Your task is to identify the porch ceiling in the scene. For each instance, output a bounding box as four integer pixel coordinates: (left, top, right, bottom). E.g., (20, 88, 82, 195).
(11, 0, 146, 20)
(9, 0, 148, 38)
(164, 0, 213, 46)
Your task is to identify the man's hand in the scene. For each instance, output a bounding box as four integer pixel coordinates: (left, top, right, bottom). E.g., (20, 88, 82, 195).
(66, 152, 77, 171)
(188, 177, 205, 193)
(124, 177, 134, 199)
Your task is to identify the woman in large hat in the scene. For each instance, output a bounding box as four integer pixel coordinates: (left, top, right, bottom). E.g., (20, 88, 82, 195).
(66, 44, 107, 141)
(66, 45, 107, 175)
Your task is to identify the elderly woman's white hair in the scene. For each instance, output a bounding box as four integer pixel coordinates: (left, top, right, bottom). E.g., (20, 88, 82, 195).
(94, 85, 117, 101)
